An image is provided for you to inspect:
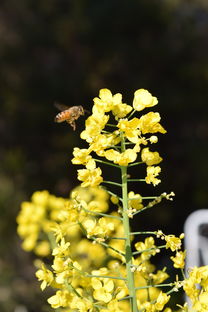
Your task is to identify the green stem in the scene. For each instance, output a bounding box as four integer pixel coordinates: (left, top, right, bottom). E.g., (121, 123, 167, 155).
(94, 158, 120, 168)
(128, 196, 157, 201)
(132, 205, 154, 216)
(132, 245, 166, 256)
(120, 133, 138, 312)
(127, 179, 146, 182)
(89, 236, 125, 257)
(106, 123, 117, 127)
(128, 161, 143, 167)
(109, 237, 127, 240)
(135, 283, 174, 290)
(130, 231, 157, 236)
(104, 189, 123, 202)
(81, 206, 122, 220)
(102, 180, 122, 187)
(128, 109, 136, 119)
(86, 274, 126, 281)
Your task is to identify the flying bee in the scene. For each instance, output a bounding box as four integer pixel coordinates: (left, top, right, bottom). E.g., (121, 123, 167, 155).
(54, 103, 85, 130)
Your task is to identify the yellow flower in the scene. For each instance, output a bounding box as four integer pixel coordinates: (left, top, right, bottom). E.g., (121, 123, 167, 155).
(151, 269, 169, 285)
(36, 264, 54, 290)
(164, 235, 182, 251)
(117, 149, 137, 166)
(89, 133, 120, 156)
(77, 166, 103, 187)
(31, 190, 49, 206)
(48, 290, 71, 309)
(71, 148, 91, 165)
(135, 237, 157, 261)
(128, 191, 143, 210)
(171, 251, 186, 268)
(81, 112, 109, 143)
(104, 149, 137, 166)
(70, 295, 93, 311)
(92, 277, 114, 303)
(112, 102, 132, 119)
(141, 147, 162, 166)
(133, 88, 158, 111)
(149, 135, 158, 144)
(117, 118, 141, 143)
(139, 112, 166, 134)
(155, 291, 170, 311)
(145, 166, 161, 186)
(100, 299, 129, 312)
(52, 238, 70, 257)
(35, 240, 51, 257)
(93, 88, 129, 116)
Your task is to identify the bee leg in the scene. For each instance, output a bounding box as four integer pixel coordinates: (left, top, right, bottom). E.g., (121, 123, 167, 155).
(67, 120, 76, 130)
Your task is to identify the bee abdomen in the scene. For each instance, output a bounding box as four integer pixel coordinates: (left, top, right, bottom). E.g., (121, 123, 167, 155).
(55, 111, 70, 123)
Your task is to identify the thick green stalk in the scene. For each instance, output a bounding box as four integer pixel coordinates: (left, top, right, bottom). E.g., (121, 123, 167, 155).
(120, 133, 138, 312)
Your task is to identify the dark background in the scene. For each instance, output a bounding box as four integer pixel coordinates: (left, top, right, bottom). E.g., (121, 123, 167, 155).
(1, 0, 208, 311)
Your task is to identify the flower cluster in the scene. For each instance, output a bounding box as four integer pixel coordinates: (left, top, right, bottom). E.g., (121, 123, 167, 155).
(17, 88, 207, 312)
(72, 88, 166, 187)
(183, 266, 208, 312)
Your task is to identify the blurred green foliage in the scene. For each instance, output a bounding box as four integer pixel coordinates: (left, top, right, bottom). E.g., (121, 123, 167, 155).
(1, 0, 208, 311)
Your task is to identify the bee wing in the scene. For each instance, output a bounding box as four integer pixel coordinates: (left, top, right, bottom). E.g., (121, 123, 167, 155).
(54, 102, 70, 111)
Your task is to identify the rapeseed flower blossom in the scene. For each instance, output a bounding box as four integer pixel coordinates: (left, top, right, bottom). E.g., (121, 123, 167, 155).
(133, 88, 158, 111)
(17, 88, 203, 312)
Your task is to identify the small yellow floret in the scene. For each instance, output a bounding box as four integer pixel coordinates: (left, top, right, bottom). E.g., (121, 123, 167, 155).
(133, 88, 158, 111)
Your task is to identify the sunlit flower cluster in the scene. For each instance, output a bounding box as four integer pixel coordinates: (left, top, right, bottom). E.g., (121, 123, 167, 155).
(72, 88, 166, 186)
(17, 88, 207, 312)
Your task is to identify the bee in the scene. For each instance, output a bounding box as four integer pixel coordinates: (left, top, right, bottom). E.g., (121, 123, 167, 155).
(54, 103, 85, 130)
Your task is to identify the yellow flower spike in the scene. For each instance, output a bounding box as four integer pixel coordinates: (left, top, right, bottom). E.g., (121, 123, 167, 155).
(141, 147, 163, 166)
(133, 88, 158, 111)
(139, 112, 166, 134)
